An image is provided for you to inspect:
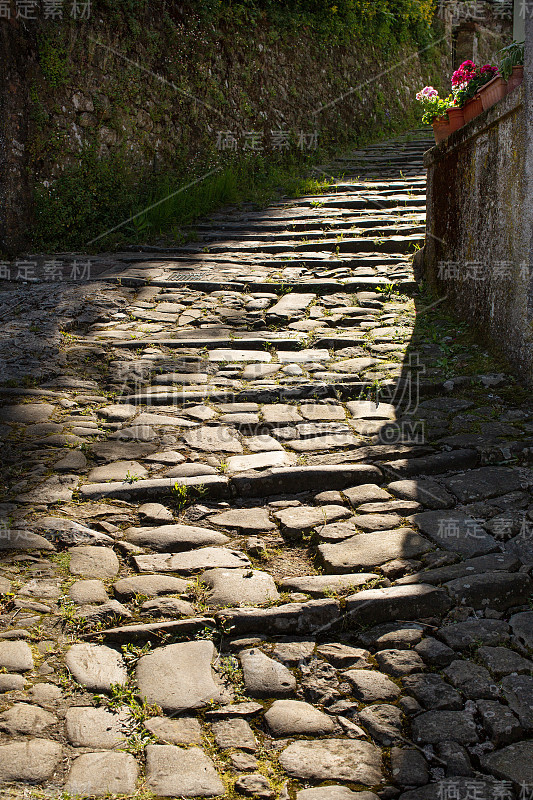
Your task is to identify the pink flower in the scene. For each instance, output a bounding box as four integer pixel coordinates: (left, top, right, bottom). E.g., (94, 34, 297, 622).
(452, 59, 478, 88)
(452, 65, 477, 87)
(416, 86, 438, 101)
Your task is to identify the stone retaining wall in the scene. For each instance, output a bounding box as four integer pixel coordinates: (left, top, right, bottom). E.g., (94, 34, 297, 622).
(0, 7, 449, 255)
(421, 74, 533, 384)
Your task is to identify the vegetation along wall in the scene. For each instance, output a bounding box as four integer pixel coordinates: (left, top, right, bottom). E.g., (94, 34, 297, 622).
(0, 0, 448, 255)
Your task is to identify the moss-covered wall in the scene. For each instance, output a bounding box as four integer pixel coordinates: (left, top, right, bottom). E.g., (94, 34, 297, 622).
(0, 0, 449, 254)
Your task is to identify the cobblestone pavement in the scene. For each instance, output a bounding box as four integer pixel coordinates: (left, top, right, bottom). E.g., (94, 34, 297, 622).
(0, 130, 532, 799)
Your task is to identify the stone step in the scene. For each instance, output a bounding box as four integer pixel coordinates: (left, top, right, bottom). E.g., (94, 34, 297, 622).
(190, 212, 426, 228)
(336, 149, 428, 157)
(79, 475, 231, 502)
(282, 196, 426, 210)
(104, 275, 407, 291)
(100, 336, 304, 350)
(214, 583, 452, 636)
(336, 170, 426, 179)
(339, 154, 430, 163)
(165, 234, 423, 256)
(336, 163, 427, 172)
(381, 448, 480, 478)
(216, 600, 341, 635)
(188, 221, 425, 236)
(231, 464, 382, 497)
(189, 208, 426, 224)
(331, 181, 426, 190)
(194, 226, 425, 242)
(108, 379, 438, 407)
(79, 464, 382, 502)
(344, 584, 452, 627)
(255, 257, 409, 269)
(87, 617, 217, 642)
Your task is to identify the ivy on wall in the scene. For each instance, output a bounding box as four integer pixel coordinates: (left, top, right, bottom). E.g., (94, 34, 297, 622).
(206, 0, 437, 48)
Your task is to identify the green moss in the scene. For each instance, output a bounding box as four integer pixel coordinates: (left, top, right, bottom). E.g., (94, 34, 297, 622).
(37, 30, 70, 88)
(206, 0, 436, 51)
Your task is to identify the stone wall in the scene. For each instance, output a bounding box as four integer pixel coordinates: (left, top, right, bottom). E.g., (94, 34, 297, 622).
(421, 83, 533, 383)
(0, 21, 33, 256)
(0, 5, 449, 255)
(436, 1, 512, 69)
(454, 21, 509, 68)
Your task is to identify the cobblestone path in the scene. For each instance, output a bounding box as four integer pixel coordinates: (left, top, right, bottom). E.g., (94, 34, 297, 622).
(1, 130, 533, 799)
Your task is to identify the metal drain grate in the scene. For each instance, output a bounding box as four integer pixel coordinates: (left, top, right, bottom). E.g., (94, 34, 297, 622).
(168, 271, 214, 281)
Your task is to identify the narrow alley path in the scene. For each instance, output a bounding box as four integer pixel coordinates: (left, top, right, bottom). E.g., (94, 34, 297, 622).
(0, 130, 532, 799)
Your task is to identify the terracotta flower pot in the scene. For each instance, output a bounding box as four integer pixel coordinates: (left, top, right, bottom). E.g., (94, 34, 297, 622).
(447, 106, 465, 132)
(432, 115, 452, 144)
(506, 65, 524, 94)
(479, 76, 507, 110)
(463, 95, 483, 123)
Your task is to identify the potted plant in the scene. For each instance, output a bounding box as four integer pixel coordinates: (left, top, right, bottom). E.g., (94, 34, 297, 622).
(479, 73, 507, 109)
(499, 40, 524, 94)
(452, 61, 499, 122)
(415, 86, 457, 144)
(462, 93, 483, 124)
(446, 101, 465, 132)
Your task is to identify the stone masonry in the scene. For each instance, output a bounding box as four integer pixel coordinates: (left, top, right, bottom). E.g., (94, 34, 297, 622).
(0, 130, 532, 798)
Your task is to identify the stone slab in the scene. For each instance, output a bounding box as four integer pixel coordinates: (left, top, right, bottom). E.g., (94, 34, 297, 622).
(65, 643, 127, 691)
(136, 640, 223, 713)
(65, 706, 126, 748)
(87, 460, 149, 482)
(279, 573, 379, 597)
(134, 547, 251, 574)
(274, 504, 350, 537)
(445, 571, 532, 611)
(226, 450, 294, 472)
(411, 711, 478, 744)
(113, 574, 189, 601)
(216, 599, 340, 635)
(481, 741, 533, 785)
(69, 545, 120, 578)
(0, 640, 34, 672)
(211, 718, 257, 751)
(124, 523, 229, 552)
(347, 400, 397, 420)
(232, 465, 382, 497)
(510, 611, 533, 650)
(209, 348, 272, 362)
(239, 648, 297, 697)
(0, 738, 62, 783)
(279, 739, 382, 784)
(145, 715, 203, 745)
(65, 751, 139, 797)
(207, 508, 276, 532)
(445, 467, 523, 503)
(319, 529, 431, 572)
(145, 745, 225, 797)
(297, 790, 378, 800)
(183, 426, 243, 453)
(201, 568, 279, 608)
(408, 511, 498, 557)
(264, 699, 336, 736)
(345, 584, 452, 626)
(0, 703, 56, 735)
